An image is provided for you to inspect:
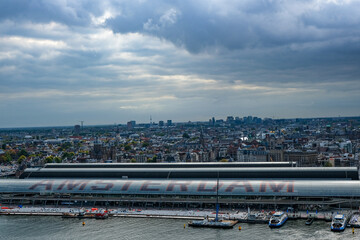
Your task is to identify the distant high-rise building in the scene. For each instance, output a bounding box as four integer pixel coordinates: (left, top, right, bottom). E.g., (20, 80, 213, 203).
(326, 125, 331, 133)
(74, 125, 81, 136)
(167, 120, 172, 126)
(226, 116, 234, 123)
(127, 120, 136, 129)
(253, 117, 262, 124)
(159, 120, 164, 127)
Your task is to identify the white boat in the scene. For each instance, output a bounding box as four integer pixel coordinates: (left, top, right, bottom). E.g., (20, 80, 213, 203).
(268, 211, 288, 228)
(331, 214, 347, 232)
(348, 212, 360, 228)
(247, 212, 268, 224)
(188, 219, 237, 229)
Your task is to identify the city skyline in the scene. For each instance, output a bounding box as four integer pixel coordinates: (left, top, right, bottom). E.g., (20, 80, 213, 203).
(1, 115, 360, 130)
(1, 0, 360, 128)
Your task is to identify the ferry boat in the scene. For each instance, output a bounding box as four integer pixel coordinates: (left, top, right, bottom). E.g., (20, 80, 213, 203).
(331, 214, 347, 232)
(268, 211, 288, 228)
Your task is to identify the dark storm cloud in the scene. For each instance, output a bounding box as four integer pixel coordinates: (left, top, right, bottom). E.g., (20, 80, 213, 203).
(105, 1, 360, 51)
(101, 0, 360, 86)
(2, 0, 360, 55)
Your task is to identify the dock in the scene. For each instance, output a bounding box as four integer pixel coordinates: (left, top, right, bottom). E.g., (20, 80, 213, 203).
(0, 206, 354, 226)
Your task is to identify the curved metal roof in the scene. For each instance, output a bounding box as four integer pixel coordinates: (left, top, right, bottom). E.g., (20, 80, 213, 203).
(20, 167, 359, 180)
(1, 179, 360, 197)
(44, 162, 297, 168)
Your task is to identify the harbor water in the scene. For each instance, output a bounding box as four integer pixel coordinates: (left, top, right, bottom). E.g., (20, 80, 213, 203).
(0, 215, 358, 240)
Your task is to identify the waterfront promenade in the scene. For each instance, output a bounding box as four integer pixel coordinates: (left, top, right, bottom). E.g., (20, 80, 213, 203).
(0, 205, 341, 222)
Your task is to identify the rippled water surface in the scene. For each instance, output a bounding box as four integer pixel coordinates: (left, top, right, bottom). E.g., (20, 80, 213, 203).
(0, 216, 358, 240)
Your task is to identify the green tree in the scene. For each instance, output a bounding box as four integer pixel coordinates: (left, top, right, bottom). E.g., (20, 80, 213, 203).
(62, 152, 75, 160)
(68, 152, 75, 159)
(0, 155, 7, 163)
(54, 156, 62, 163)
(61, 152, 68, 159)
(124, 144, 131, 151)
(182, 133, 190, 138)
(18, 149, 29, 157)
(5, 153, 12, 163)
(45, 156, 54, 163)
(130, 158, 136, 163)
(146, 156, 157, 163)
(61, 142, 72, 150)
(17, 155, 27, 164)
(8, 150, 16, 159)
(324, 161, 333, 167)
(219, 158, 229, 162)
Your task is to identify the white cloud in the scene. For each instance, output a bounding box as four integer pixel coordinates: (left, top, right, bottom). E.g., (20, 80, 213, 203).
(0, 36, 67, 49)
(91, 10, 118, 26)
(159, 8, 180, 26)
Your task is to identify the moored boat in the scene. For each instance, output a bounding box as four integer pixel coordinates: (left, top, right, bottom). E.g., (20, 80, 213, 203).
(268, 211, 288, 228)
(305, 217, 314, 226)
(95, 212, 109, 219)
(61, 212, 99, 219)
(188, 175, 237, 229)
(188, 219, 237, 229)
(348, 212, 360, 228)
(61, 212, 78, 218)
(247, 212, 268, 224)
(331, 214, 347, 232)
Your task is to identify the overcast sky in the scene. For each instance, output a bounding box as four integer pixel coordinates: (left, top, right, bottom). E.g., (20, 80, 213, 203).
(1, 0, 359, 127)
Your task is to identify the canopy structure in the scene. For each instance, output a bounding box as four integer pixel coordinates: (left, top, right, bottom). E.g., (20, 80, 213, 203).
(2, 179, 360, 198)
(20, 167, 359, 180)
(44, 162, 297, 169)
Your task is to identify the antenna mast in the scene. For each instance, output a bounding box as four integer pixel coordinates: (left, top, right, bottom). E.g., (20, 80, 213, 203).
(215, 171, 220, 222)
